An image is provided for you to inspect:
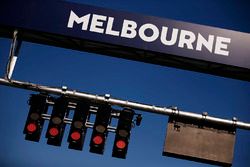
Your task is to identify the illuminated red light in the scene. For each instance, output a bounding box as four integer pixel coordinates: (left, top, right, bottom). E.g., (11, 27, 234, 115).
(93, 135, 103, 145)
(116, 140, 126, 149)
(49, 127, 59, 137)
(27, 123, 37, 133)
(71, 131, 81, 141)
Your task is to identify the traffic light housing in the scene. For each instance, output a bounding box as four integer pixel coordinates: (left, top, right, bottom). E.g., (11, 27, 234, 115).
(23, 94, 49, 142)
(46, 96, 68, 146)
(112, 108, 134, 159)
(89, 104, 112, 154)
(23, 94, 139, 158)
(68, 101, 90, 150)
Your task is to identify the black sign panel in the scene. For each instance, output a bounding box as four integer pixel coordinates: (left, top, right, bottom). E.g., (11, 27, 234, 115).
(0, 0, 250, 80)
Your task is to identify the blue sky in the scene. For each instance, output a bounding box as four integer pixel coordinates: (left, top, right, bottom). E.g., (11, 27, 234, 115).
(0, 0, 250, 167)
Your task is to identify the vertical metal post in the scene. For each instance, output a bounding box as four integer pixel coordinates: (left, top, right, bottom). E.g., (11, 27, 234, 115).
(5, 30, 22, 80)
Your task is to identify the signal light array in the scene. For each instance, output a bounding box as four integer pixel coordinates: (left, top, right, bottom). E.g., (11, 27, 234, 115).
(23, 94, 142, 158)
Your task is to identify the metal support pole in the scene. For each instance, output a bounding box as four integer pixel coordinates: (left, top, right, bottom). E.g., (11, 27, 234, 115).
(5, 30, 22, 80)
(0, 77, 250, 130)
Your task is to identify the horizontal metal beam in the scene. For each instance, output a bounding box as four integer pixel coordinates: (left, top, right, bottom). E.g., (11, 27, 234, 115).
(0, 77, 250, 130)
(41, 114, 117, 133)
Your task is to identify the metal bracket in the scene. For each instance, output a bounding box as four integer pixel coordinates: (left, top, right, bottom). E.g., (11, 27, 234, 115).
(170, 106, 179, 116)
(104, 94, 111, 102)
(61, 86, 68, 94)
(202, 112, 208, 121)
(41, 113, 117, 133)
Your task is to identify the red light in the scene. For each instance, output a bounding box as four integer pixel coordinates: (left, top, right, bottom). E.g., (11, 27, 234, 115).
(116, 140, 126, 149)
(49, 127, 59, 137)
(93, 135, 103, 145)
(27, 123, 37, 133)
(71, 131, 81, 141)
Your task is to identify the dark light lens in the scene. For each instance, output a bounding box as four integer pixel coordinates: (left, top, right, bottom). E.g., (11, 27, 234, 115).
(73, 121, 83, 129)
(95, 125, 106, 133)
(30, 113, 40, 121)
(118, 129, 129, 137)
(52, 117, 62, 125)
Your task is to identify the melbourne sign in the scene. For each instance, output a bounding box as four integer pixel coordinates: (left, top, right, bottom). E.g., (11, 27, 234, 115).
(0, 0, 250, 81)
(67, 11, 230, 56)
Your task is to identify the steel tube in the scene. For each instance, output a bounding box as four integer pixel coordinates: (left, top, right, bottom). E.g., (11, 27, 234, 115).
(1, 78, 250, 130)
(41, 114, 116, 132)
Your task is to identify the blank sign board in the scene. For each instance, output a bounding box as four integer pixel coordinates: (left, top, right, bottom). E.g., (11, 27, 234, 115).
(163, 117, 236, 166)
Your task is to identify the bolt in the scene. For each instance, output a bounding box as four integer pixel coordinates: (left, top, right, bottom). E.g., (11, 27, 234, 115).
(202, 112, 208, 116)
(104, 94, 111, 99)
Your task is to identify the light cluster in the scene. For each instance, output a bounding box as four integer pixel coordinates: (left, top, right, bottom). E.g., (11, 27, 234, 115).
(23, 94, 142, 159)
